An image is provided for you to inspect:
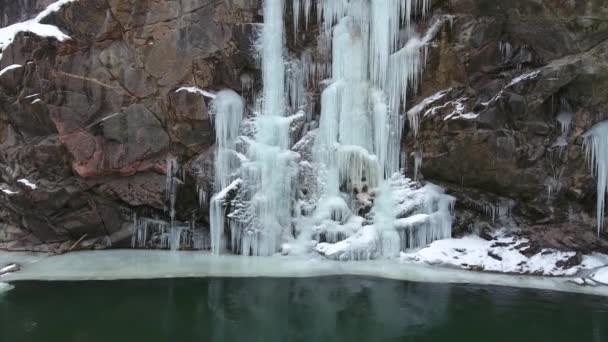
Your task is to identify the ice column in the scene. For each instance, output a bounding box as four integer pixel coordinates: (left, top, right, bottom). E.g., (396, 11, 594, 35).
(209, 90, 245, 254)
(583, 121, 608, 236)
(239, 0, 300, 256)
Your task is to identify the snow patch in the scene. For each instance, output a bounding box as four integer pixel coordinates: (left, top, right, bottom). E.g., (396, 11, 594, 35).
(175, 86, 216, 99)
(0, 264, 19, 275)
(590, 267, 608, 285)
(316, 225, 379, 261)
(0, 64, 23, 76)
(508, 70, 541, 87)
(443, 97, 478, 121)
(1, 188, 19, 195)
(17, 179, 37, 190)
(401, 234, 590, 277)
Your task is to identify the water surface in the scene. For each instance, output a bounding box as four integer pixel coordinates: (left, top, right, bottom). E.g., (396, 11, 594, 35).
(1, 277, 607, 342)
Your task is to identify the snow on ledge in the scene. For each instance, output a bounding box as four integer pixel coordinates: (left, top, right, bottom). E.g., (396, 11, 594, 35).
(17, 179, 37, 190)
(175, 86, 216, 99)
(1, 188, 19, 195)
(400, 235, 598, 277)
(0, 64, 23, 77)
(0, 0, 78, 62)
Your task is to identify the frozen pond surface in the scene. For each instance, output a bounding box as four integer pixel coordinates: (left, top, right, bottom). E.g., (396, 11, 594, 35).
(1, 250, 607, 296)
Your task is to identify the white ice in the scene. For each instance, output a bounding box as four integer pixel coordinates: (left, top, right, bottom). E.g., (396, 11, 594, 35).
(401, 235, 595, 277)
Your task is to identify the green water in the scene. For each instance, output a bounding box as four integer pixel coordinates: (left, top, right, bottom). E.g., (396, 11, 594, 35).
(0, 277, 607, 342)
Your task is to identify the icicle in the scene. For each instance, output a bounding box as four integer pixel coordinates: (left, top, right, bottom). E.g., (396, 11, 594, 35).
(210, 90, 245, 151)
(414, 151, 422, 181)
(262, 0, 286, 118)
(336, 144, 381, 191)
(583, 121, 608, 236)
(375, 181, 399, 257)
(388, 35, 424, 117)
(303, 0, 313, 28)
(209, 196, 225, 254)
(286, 59, 307, 113)
(165, 157, 179, 227)
(292, 0, 301, 41)
(210, 89, 245, 191)
(499, 41, 513, 64)
(371, 89, 401, 176)
(240, 73, 254, 103)
(556, 99, 573, 136)
(210, 179, 243, 254)
(317, 0, 348, 32)
(131, 217, 199, 250)
(369, 0, 402, 87)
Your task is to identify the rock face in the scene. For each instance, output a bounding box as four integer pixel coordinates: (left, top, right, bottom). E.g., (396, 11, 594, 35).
(1, 0, 608, 255)
(406, 0, 608, 253)
(0, 0, 260, 252)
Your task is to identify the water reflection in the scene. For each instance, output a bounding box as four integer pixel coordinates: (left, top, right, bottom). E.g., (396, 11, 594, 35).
(0, 277, 607, 342)
(198, 277, 452, 341)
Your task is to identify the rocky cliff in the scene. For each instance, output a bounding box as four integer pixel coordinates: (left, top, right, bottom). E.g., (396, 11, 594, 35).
(1, 0, 607, 255)
(407, 0, 608, 254)
(0, 0, 261, 251)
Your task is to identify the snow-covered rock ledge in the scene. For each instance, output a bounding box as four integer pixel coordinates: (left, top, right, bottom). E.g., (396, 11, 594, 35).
(400, 233, 608, 279)
(1, 250, 608, 297)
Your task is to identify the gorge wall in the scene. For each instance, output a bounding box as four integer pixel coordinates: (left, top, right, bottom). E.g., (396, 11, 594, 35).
(1, 0, 608, 255)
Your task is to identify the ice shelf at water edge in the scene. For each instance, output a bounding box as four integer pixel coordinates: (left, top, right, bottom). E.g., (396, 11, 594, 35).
(1, 250, 608, 297)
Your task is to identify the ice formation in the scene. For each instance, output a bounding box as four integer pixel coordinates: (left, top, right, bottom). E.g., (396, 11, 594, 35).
(583, 121, 608, 236)
(207, 89, 245, 254)
(499, 41, 513, 64)
(198, 0, 456, 259)
(131, 217, 208, 251)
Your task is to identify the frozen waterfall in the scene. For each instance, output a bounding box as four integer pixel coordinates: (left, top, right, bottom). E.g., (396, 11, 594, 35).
(205, 0, 454, 259)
